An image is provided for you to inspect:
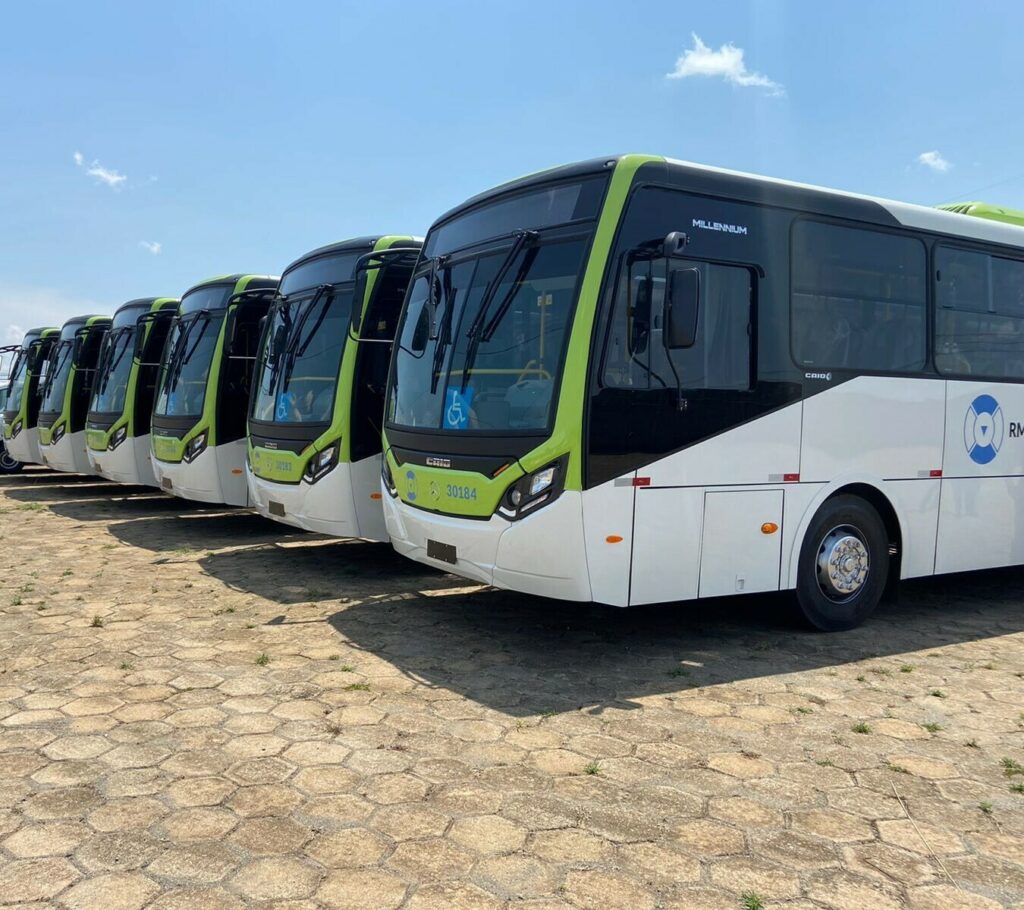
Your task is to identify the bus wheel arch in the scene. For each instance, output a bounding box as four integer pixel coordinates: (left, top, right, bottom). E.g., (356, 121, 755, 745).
(791, 482, 902, 632)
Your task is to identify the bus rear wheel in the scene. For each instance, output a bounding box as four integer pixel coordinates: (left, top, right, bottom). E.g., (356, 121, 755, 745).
(0, 444, 23, 475)
(795, 494, 888, 631)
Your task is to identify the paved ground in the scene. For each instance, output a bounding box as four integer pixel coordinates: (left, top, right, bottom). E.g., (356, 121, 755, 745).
(0, 467, 1022, 910)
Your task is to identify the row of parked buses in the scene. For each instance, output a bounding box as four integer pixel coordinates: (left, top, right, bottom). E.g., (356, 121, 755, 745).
(4, 155, 1024, 631)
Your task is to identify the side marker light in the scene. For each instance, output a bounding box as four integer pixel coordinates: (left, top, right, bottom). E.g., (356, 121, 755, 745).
(761, 522, 779, 535)
(606, 535, 624, 544)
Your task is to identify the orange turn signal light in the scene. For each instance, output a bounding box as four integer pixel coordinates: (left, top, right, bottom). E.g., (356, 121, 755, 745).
(761, 522, 779, 535)
(606, 535, 624, 544)
(370, 492, 382, 500)
(230, 468, 243, 475)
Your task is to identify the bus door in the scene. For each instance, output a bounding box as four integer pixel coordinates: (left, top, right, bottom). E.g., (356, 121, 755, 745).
(625, 258, 788, 604)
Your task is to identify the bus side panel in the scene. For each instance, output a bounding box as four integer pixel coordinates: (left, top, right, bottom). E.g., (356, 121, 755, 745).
(801, 376, 945, 482)
(936, 381, 1024, 574)
(883, 479, 941, 579)
(638, 402, 803, 488)
(582, 479, 634, 607)
(629, 487, 704, 605)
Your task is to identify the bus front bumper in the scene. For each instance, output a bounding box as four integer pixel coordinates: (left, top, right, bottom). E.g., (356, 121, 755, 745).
(5, 427, 43, 465)
(41, 431, 95, 475)
(383, 490, 592, 601)
(152, 446, 226, 504)
(89, 436, 156, 486)
(248, 460, 387, 540)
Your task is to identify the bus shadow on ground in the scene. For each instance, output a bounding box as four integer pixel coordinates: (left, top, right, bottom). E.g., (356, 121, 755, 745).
(107, 510, 299, 553)
(198, 539, 450, 606)
(324, 567, 1024, 716)
(2, 476, 122, 503)
(49, 492, 214, 522)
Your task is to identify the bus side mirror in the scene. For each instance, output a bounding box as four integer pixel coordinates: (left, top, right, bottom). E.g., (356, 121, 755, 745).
(665, 268, 700, 349)
(663, 231, 690, 258)
(224, 310, 239, 354)
(72, 335, 85, 365)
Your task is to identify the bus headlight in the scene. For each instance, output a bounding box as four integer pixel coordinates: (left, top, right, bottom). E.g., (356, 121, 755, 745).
(51, 422, 66, 444)
(108, 426, 128, 450)
(498, 455, 567, 521)
(10, 418, 22, 438)
(183, 431, 208, 463)
(304, 440, 340, 483)
(382, 455, 398, 497)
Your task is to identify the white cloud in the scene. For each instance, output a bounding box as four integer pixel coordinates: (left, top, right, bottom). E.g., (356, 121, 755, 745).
(5, 324, 24, 344)
(86, 163, 127, 188)
(139, 240, 162, 255)
(73, 151, 128, 189)
(667, 33, 783, 96)
(918, 150, 952, 173)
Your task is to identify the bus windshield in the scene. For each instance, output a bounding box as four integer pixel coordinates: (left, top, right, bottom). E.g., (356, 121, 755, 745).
(91, 326, 136, 415)
(250, 252, 360, 425)
(387, 234, 591, 432)
(250, 287, 354, 424)
(387, 177, 606, 434)
(5, 349, 29, 412)
(154, 285, 232, 419)
(40, 341, 74, 413)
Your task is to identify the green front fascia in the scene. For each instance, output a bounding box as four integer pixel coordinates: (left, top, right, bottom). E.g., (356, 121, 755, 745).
(88, 298, 177, 452)
(153, 278, 263, 464)
(6, 328, 59, 439)
(249, 236, 416, 483)
(386, 154, 663, 518)
(44, 315, 107, 446)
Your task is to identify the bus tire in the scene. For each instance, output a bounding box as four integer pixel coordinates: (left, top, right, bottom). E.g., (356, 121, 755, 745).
(795, 494, 889, 631)
(0, 444, 23, 475)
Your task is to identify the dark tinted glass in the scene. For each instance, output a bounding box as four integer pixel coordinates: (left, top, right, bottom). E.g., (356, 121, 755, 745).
(935, 247, 1024, 378)
(791, 221, 926, 372)
(280, 252, 362, 296)
(424, 177, 606, 258)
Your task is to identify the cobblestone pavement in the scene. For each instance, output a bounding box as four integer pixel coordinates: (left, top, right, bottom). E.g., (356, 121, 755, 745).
(0, 468, 1023, 909)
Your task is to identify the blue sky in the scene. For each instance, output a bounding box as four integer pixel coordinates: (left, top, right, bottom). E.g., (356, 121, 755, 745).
(2, 1, 1023, 342)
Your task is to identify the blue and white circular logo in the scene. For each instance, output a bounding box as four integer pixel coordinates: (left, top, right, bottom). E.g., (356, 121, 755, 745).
(964, 394, 1004, 465)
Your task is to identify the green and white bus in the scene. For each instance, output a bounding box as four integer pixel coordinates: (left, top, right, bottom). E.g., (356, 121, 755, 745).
(86, 297, 179, 485)
(382, 154, 1024, 630)
(2, 327, 59, 467)
(151, 274, 278, 505)
(38, 315, 112, 474)
(247, 236, 421, 539)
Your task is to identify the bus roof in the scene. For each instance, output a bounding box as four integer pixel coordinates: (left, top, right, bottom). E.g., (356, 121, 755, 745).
(181, 275, 279, 298)
(283, 236, 423, 274)
(428, 154, 1024, 252)
(936, 202, 1024, 228)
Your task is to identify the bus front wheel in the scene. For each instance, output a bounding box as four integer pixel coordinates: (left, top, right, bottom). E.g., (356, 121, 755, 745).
(795, 494, 888, 631)
(0, 443, 23, 475)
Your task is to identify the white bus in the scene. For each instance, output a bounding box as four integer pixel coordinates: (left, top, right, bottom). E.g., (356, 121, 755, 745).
(381, 154, 1024, 630)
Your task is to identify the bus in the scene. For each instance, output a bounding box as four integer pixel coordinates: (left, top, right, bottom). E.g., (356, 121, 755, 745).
(151, 274, 278, 505)
(381, 154, 1024, 631)
(38, 315, 112, 474)
(86, 297, 179, 485)
(2, 327, 59, 468)
(0, 341, 26, 473)
(247, 236, 421, 539)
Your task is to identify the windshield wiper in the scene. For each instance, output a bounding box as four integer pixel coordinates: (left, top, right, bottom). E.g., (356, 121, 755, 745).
(96, 328, 133, 395)
(459, 230, 538, 392)
(163, 311, 211, 391)
(41, 341, 71, 400)
(428, 258, 452, 395)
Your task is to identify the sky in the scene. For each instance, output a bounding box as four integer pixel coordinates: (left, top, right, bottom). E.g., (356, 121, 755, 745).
(1, 0, 1023, 345)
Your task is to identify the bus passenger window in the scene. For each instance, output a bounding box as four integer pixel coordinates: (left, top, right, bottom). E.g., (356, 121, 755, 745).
(936, 247, 1024, 379)
(791, 221, 926, 373)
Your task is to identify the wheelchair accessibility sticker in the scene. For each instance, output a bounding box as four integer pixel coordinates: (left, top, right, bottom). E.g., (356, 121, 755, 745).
(964, 394, 1003, 465)
(443, 387, 474, 430)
